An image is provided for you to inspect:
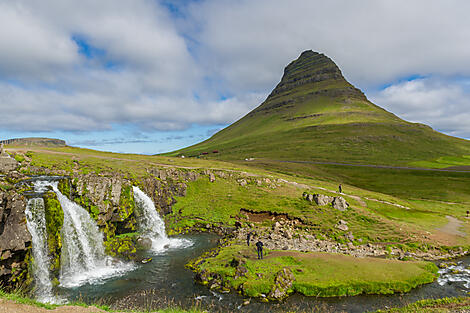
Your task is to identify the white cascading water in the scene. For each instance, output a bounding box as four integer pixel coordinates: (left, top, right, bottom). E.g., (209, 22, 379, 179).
(133, 186, 192, 252)
(35, 181, 134, 288)
(25, 198, 54, 303)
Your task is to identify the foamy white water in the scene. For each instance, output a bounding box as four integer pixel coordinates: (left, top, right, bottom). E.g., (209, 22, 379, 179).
(133, 186, 192, 252)
(34, 181, 135, 288)
(438, 261, 470, 289)
(25, 198, 55, 303)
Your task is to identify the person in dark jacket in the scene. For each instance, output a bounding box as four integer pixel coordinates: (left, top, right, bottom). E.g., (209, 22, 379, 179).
(256, 240, 264, 259)
(339, 184, 342, 194)
(247, 232, 252, 246)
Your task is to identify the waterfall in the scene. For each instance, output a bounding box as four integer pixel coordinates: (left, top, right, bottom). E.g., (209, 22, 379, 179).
(25, 198, 54, 303)
(133, 186, 191, 252)
(32, 180, 134, 288)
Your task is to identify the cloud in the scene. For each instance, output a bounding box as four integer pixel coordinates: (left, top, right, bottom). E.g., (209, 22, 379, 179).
(1, 0, 470, 145)
(371, 78, 470, 138)
(186, 0, 470, 91)
(0, 0, 264, 133)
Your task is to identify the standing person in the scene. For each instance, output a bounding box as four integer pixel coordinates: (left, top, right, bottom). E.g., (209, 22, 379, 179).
(246, 231, 252, 246)
(339, 184, 342, 194)
(256, 240, 264, 259)
(467, 210, 469, 218)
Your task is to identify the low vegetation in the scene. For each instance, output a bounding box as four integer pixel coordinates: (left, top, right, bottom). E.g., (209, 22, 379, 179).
(189, 244, 438, 298)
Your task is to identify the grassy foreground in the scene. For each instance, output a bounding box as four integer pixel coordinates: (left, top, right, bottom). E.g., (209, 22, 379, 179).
(375, 297, 470, 313)
(0, 290, 203, 313)
(189, 244, 438, 299)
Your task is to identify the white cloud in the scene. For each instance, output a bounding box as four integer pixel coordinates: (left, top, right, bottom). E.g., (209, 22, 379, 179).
(187, 0, 470, 91)
(371, 78, 470, 138)
(1, 0, 470, 143)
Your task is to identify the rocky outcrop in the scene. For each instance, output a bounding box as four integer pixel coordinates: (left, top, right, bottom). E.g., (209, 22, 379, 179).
(314, 194, 334, 206)
(332, 196, 349, 211)
(268, 268, 295, 300)
(0, 190, 31, 289)
(303, 192, 349, 211)
(0, 144, 18, 173)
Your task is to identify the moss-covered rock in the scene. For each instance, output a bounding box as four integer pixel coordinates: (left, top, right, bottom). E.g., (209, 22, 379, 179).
(43, 191, 63, 277)
(104, 233, 139, 260)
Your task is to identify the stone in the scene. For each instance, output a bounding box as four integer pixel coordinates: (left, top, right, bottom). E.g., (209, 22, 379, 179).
(1, 250, 11, 260)
(332, 196, 349, 211)
(268, 268, 295, 300)
(209, 172, 216, 183)
(238, 179, 247, 187)
(136, 237, 152, 249)
(313, 194, 334, 206)
(0, 150, 18, 173)
(234, 265, 248, 279)
(306, 194, 314, 202)
(335, 220, 349, 231)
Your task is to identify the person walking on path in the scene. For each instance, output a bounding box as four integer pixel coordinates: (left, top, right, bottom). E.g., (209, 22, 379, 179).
(256, 240, 264, 259)
(338, 184, 342, 194)
(247, 232, 252, 246)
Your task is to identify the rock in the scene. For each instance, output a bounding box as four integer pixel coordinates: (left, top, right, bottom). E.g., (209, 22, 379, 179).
(230, 257, 245, 267)
(268, 268, 295, 300)
(238, 179, 248, 187)
(209, 172, 216, 183)
(1, 250, 11, 260)
(136, 237, 152, 249)
(332, 196, 349, 211)
(243, 300, 250, 306)
(313, 194, 334, 206)
(335, 220, 349, 231)
(0, 150, 18, 173)
(0, 190, 31, 289)
(234, 265, 248, 279)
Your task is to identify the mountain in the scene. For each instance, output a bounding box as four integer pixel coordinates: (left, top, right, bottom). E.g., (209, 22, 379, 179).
(0, 137, 67, 147)
(169, 50, 470, 166)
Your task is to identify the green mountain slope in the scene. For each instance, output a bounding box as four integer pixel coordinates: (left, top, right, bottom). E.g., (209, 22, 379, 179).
(169, 50, 470, 166)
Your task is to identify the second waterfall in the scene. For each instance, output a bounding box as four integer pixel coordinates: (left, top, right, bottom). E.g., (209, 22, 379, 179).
(133, 186, 192, 252)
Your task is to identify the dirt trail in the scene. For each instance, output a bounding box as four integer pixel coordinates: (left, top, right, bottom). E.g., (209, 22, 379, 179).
(437, 216, 466, 237)
(0, 299, 113, 313)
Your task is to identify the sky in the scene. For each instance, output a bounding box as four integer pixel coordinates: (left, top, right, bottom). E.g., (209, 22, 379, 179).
(1, 0, 470, 154)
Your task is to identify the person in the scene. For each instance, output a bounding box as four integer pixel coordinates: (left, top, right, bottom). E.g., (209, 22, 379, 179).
(256, 240, 264, 259)
(338, 184, 342, 194)
(467, 210, 469, 218)
(246, 232, 252, 246)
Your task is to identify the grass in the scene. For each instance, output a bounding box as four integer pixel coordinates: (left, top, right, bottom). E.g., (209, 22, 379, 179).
(0, 289, 204, 313)
(11, 144, 470, 246)
(191, 244, 438, 298)
(375, 297, 470, 312)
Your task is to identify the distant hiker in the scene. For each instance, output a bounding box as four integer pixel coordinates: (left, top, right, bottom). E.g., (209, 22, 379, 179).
(256, 240, 264, 259)
(339, 184, 342, 194)
(247, 232, 252, 246)
(467, 210, 469, 218)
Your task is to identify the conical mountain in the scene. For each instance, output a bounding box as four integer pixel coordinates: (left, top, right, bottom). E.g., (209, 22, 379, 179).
(170, 50, 470, 166)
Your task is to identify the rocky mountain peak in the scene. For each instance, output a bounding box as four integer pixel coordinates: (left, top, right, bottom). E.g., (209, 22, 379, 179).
(253, 50, 366, 114)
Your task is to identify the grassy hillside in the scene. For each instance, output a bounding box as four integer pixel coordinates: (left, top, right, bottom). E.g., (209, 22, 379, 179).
(168, 50, 470, 167)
